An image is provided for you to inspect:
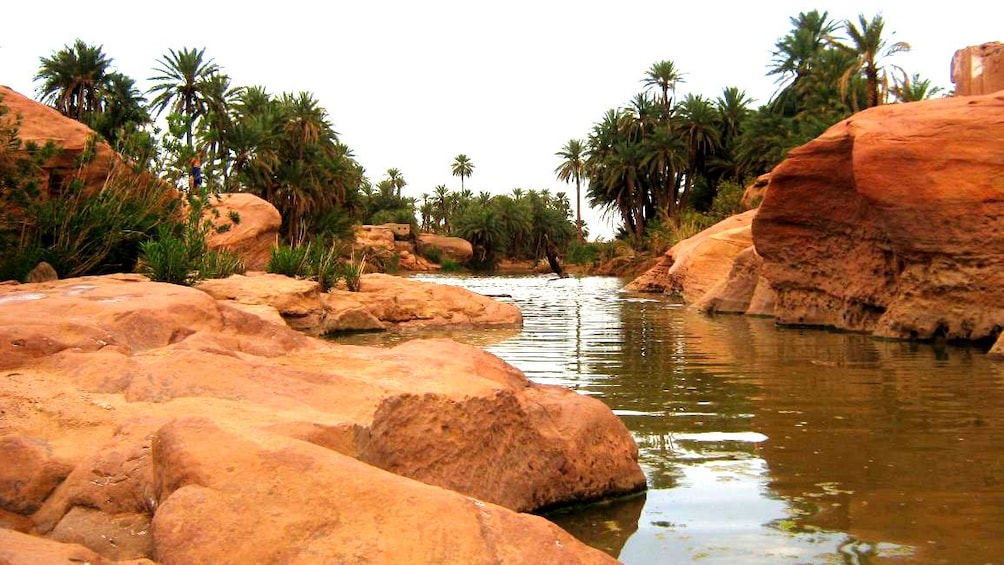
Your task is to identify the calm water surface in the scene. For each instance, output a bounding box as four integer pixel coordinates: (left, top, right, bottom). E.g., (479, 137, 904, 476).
(334, 274, 1004, 564)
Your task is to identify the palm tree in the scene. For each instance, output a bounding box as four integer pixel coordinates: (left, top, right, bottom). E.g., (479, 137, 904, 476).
(891, 72, 943, 102)
(451, 154, 474, 190)
(839, 13, 910, 108)
(768, 10, 839, 114)
(555, 139, 586, 242)
(642, 60, 685, 122)
(385, 167, 406, 197)
(432, 184, 451, 233)
(92, 72, 150, 148)
(676, 94, 722, 210)
(35, 39, 114, 121)
(148, 47, 222, 149)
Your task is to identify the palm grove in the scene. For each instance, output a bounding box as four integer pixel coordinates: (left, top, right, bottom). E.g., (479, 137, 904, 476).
(1, 10, 939, 281)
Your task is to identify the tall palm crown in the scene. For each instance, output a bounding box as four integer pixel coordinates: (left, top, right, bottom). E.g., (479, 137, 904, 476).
(385, 168, 406, 197)
(35, 39, 114, 120)
(642, 59, 685, 119)
(768, 10, 839, 114)
(148, 47, 222, 149)
(555, 139, 586, 242)
(840, 13, 910, 108)
(451, 154, 474, 190)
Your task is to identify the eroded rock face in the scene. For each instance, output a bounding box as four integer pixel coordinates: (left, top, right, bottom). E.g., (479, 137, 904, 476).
(203, 193, 281, 271)
(625, 210, 757, 303)
(0, 275, 641, 562)
(753, 91, 1004, 341)
(0, 86, 117, 197)
(951, 42, 1004, 96)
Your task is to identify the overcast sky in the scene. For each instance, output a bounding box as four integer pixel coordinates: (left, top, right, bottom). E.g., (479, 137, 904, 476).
(2, 1, 1000, 239)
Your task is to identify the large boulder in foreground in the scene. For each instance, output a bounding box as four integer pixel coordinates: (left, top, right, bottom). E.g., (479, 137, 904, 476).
(753, 91, 1004, 342)
(0, 275, 642, 562)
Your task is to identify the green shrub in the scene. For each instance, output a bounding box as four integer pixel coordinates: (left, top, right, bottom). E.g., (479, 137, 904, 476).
(439, 258, 463, 272)
(307, 242, 342, 292)
(200, 249, 246, 280)
(139, 230, 192, 285)
(267, 243, 311, 277)
(338, 253, 367, 292)
(565, 241, 603, 266)
(709, 180, 745, 221)
(421, 247, 442, 264)
(0, 245, 47, 282)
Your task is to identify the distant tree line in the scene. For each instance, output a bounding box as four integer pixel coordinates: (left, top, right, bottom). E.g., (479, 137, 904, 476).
(5, 9, 940, 278)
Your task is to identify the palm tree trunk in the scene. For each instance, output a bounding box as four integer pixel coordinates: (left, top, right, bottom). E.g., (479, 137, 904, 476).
(575, 176, 583, 242)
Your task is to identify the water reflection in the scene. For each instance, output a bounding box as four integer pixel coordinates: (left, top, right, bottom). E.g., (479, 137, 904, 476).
(332, 274, 1004, 564)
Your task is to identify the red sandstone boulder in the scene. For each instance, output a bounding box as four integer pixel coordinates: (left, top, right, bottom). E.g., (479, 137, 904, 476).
(625, 209, 756, 303)
(741, 173, 770, 209)
(418, 232, 475, 264)
(150, 418, 615, 564)
(0, 86, 117, 197)
(951, 42, 1004, 96)
(349, 273, 523, 329)
(752, 91, 1004, 341)
(0, 275, 641, 561)
(695, 245, 775, 315)
(0, 528, 154, 565)
(203, 193, 281, 271)
(196, 272, 522, 334)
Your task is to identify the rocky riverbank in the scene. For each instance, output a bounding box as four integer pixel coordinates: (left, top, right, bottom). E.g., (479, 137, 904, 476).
(0, 274, 645, 563)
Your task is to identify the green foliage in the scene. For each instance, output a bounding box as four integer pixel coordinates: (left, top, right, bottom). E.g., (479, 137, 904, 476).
(565, 241, 604, 266)
(708, 179, 746, 221)
(139, 229, 191, 285)
(200, 249, 245, 280)
(338, 253, 367, 292)
(228, 210, 241, 224)
(456, 206, 507, 271)
(267, 239, 362, 292)
(420, 247, 442, 264)
(308, 241, 343, 292)
(139, 185, 244, 285)
(438, 258, 463, 272)
(267, 243, 311, 277)
(2, 134, 177, 280)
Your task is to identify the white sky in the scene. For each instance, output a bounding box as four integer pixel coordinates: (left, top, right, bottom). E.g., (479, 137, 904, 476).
(2, 1, 1000, 240)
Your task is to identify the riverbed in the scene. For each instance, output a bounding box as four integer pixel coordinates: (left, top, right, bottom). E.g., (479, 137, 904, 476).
(333, 274, 1004, 564)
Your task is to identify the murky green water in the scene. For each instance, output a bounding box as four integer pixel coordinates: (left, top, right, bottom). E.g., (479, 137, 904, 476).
(334, 274, 1004, 564)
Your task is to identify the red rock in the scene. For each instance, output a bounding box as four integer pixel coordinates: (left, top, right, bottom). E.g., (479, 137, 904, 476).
(753, 91, 1004, 340)
(696, 245, 769, 314)
(951, 42, 1004, 96)
(203, 193, 281, 271)
(0, 436, 72, 514)
(0, 274, 642, 561)
(418, 232, 474, 264)
(0, 528, 153, 565)
(151, 418, 616, 564)
(625, 210, 756, 303)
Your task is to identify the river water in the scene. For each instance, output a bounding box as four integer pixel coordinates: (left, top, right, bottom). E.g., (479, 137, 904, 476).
(333, 274, 1004, 564)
